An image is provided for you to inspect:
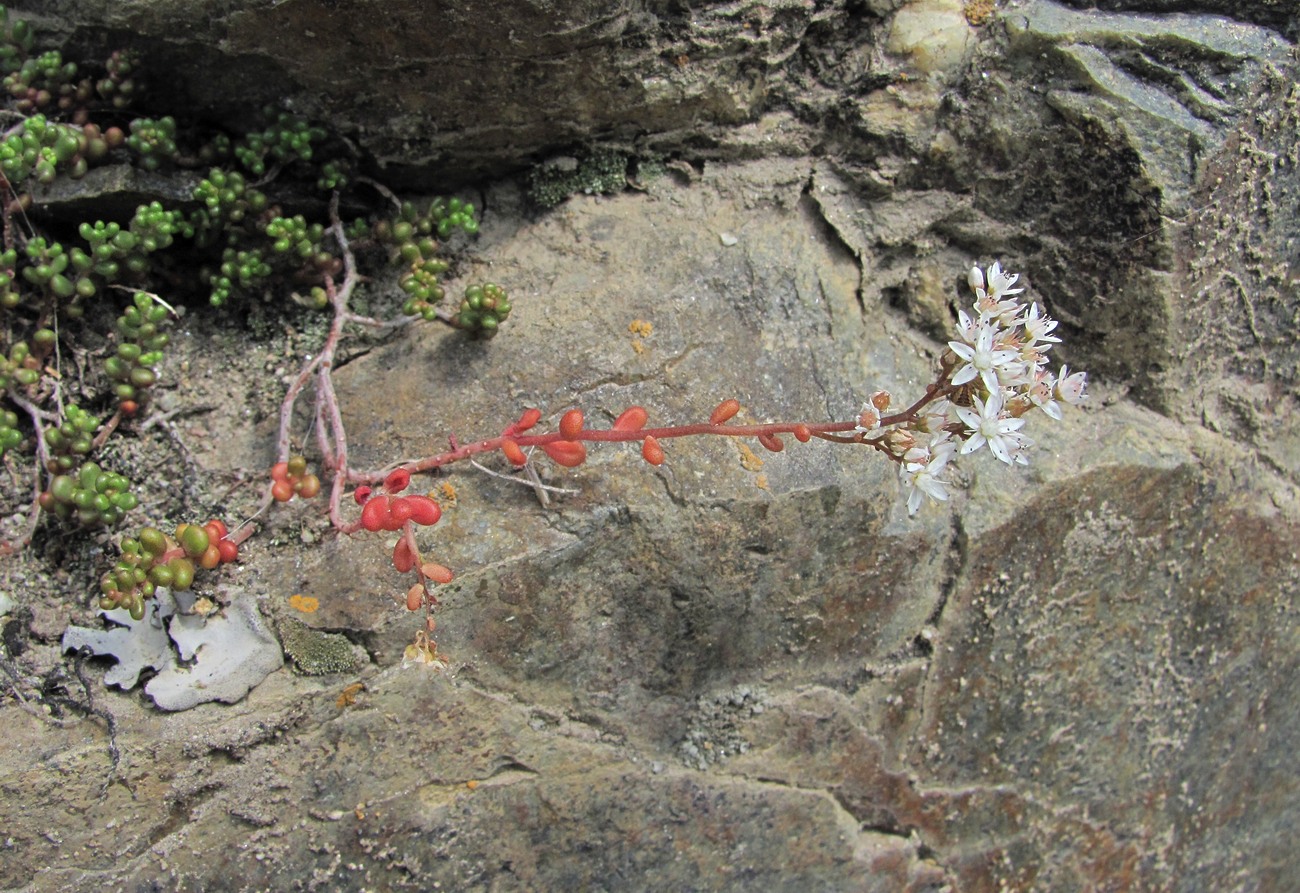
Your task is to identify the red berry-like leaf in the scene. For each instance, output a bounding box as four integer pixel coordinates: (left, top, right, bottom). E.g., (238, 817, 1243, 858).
(404, 495, 442, 526)
(199, 544, 221, 570)
(758, 433, 784, 452)
(710, 398, 741, 425)
(560, 408, 584, 440)
(793, 424, 811, 443)
(296, 474, 321, 498)
(422, 562, 454, 585)
(271, 462, 290, 482)
(389, 496, 415, 526)
(543, 440, 587, 468)
(641, 435, 665, 466)
(501, 438, 527, 467)
(360, 494, 390, 532)
(271, 479, 294, 502)
(513, 407, 542, 434)
(384, 468, 411, 494)
(353, 485, 372, 505)
(406, 583, 424, 611)
(392, 538, 417, 573)
(217, 539, 239, 563)
(613, 406, 648, 431)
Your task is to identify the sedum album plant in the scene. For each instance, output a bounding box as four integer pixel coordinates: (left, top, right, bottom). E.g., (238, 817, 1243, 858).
(272, 243, 1086, 667)
(0, 4, 1086, 673)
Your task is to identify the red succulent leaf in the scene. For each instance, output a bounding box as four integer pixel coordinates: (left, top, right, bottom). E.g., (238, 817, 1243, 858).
(710, 398, 741, 425)
(613, 406, 648, 432)
(641, 435, 665, 466)
(404, 495, 442, 526)
(542, 440, 586, 468)
(384, 468, 411, 494)
(392, 538, 417, 573)
(560, 408, 584, 440)
(360, 494, 391, 532)
(501, 438, 527, 467)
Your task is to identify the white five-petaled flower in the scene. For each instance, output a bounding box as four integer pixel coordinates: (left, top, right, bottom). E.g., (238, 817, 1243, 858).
(954, 393, 1027, 464)
(982, 261, 1024, 301)
(1020, 301, 1061, 348)
(1026, 367, 1063, 420)
(900, 433, 957, 515)
(1055, 364, 1088, 405)
(949, 321, 1022, 395)
(970, 261, 1025, 325)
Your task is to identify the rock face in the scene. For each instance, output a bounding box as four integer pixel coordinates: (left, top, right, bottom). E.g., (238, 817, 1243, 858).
(4, 1, 1299, 892)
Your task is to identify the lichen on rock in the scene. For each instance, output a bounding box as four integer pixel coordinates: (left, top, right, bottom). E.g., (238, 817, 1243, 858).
(61, 589, 283, 711)
(278, 617, 358, 675)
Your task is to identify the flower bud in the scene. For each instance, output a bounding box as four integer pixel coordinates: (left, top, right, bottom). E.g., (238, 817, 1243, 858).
(883, 428, 916, 457)
(857, 406, 881, 432)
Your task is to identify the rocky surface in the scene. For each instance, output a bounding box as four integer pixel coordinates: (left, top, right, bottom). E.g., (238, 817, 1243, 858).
(2, 1, 1298, 891)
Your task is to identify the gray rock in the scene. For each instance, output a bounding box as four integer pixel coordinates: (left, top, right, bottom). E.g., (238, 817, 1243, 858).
(8, 2, 1300, 891)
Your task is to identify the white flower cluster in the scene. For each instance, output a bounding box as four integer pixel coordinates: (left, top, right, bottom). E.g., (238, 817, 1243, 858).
(861, 262, 1087, 515)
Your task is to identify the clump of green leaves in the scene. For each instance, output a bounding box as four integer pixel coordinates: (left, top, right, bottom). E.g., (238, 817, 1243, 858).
(43, 402, 98, 472)
(234, 109, 326, 176)
(98, 520, 239, 620)
(0, 407, 21, 457)
(0, 5, 139, 120)
(0, 2, 511, 622)
(38, 461, 138, 527)
(0, 113, 98, 183)
(456, 282, 512, 336)
(126, 115, 177, 171)
(107, 291, 171, 412)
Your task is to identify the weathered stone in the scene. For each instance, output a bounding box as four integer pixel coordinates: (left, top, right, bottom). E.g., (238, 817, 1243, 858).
(947, 0, 1296, 418)
(15, 0, 826, 184)
(4, 2, 1300, 891)
(886, 0, 974, 74)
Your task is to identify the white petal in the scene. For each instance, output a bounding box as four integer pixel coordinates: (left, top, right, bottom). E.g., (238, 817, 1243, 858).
(987, 436, 1012, 464)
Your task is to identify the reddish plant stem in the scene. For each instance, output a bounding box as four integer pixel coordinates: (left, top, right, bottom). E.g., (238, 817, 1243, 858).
(2, 391, 54, 552)
(345, 382, 958, 489)
(263, 191, 962, 535)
